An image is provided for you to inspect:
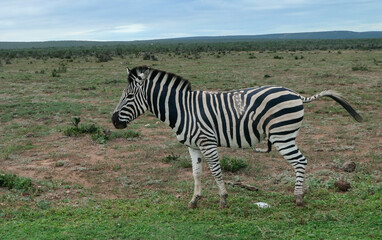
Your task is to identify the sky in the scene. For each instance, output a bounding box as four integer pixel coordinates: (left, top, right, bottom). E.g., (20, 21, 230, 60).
(1, 0, 381, 42)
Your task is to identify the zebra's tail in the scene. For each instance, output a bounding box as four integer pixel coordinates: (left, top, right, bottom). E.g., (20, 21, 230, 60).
(300, 90, 363, 122)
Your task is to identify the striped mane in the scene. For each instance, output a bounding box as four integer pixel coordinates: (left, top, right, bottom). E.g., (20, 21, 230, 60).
(136, 66, 192, 92)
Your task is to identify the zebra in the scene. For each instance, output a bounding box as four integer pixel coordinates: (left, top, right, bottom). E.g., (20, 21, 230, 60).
(112, 66, 362, 208)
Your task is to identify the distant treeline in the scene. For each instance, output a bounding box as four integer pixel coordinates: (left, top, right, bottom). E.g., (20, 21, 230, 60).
(1, 39, 381, 60)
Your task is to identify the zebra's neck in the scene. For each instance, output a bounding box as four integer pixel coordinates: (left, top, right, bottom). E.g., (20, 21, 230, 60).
(144, 69, 192, 132)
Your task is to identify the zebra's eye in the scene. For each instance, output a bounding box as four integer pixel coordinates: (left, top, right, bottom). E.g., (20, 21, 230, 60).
(127, 93, 134, 98)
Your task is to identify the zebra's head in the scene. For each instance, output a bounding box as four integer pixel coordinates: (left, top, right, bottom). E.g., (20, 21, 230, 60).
(112, 66, 150, 129)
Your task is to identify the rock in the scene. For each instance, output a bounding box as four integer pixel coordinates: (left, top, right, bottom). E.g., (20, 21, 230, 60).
(334, 179, 351, 191)
(342, 161, 356, 172)
(255, 202, 270, 208)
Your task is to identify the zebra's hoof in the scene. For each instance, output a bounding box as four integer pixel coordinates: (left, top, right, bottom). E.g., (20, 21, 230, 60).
(188, 201, 198, 209)
(294, 195, 304, 207)
(218, 193, 228, 209)
(188, 195, 201, 209)
(219, 202, 228, 210)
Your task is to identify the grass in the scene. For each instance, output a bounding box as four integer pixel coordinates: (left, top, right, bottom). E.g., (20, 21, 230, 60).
(1, 186, 380, 239)
(221, 155, 248, 172)
(62, 117, 140, 143)
(0, 49, 381, 239)
(161, 153, 193, 168)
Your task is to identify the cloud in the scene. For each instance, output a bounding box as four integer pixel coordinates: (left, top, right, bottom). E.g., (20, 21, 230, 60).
(110, 24, 147, 34)
(0, 0, 381, 41)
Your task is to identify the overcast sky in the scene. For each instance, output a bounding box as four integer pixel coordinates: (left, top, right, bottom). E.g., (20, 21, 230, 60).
(1, 0, 381, 41)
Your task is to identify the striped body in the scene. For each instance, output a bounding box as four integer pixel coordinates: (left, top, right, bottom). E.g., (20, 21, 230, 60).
(144, 69, 304, 149)
(112, 66, 362, 208)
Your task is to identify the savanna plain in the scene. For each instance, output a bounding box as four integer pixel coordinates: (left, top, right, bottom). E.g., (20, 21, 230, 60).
(0, 48, 381, 239)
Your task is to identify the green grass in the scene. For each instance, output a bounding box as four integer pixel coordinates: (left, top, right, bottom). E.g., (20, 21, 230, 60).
(0, 186, 380, 239)
(0, 101, 96, 123)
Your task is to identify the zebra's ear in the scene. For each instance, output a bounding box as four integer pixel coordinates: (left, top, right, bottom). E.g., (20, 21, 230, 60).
(136, 67, 150, 83)
(126, 67, 130, 76)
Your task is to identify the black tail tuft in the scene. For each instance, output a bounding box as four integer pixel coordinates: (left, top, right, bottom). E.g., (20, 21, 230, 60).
(301, 90, 363, 122)
(326, 94, 363, 122)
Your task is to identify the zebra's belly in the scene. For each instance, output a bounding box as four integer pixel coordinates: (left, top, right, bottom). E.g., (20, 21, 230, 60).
(215, 125, 264, 149)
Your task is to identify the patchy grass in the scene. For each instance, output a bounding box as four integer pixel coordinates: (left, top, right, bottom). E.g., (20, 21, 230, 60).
(0, 50, 381, 239)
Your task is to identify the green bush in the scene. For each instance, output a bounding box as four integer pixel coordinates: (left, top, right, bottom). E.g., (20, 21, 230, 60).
(161, 153, 180, 163)
(0, 172, 35, 192)
(63, 123, 99, 137)
(62, 117, 140, 143)
(352, 65, 369, 71)
(220, 156, 248, 172)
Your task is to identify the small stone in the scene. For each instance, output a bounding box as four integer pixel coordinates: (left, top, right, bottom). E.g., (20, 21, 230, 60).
(342, 161, 356, 172)
(255, 202, 270, 208)
(334, 179, 351, 191)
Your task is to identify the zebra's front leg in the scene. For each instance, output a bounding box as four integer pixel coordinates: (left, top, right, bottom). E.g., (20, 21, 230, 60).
(188, 147, 203, 209)
(198, 144, 228, 209)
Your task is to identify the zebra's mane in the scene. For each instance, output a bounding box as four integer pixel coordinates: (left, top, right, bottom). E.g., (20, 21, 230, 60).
(132, 66, 192, 92)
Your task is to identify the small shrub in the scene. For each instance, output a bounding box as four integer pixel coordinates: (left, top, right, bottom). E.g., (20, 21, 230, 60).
(179, 158, 192, 168)
(220, 156, 248, 172)
(62, 117, 140, 143)
(143, 52, 151, 60)
(161, 153, 179, 163)
(91, 130, 109, 144)
(51, 69, 60, 77)
(96, 53, 113, 62)
(264, 74, 271, 78)
(274, 55, 283, 59)
(63, 123, 99, 137)
(71, 116, 81, 128)
(55, 160, 66, 167)
(352, 65, 369, 71)
(0, 172, 35, 192)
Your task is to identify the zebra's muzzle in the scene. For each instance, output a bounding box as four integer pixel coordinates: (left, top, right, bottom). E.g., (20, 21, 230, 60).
(112, 112, 127, 129)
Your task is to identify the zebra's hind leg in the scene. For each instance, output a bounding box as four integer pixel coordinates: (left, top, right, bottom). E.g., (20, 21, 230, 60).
(188, 147, 204, 209)
(273, 140, 307, 206)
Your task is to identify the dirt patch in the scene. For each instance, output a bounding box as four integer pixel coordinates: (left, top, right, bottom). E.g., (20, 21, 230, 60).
(2, 117, 375, 200)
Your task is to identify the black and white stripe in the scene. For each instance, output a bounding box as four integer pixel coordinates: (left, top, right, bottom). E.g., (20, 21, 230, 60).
(112, 66, 362, 208)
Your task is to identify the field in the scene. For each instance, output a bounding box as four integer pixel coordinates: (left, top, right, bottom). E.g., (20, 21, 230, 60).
(1, 48, 381, 239)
